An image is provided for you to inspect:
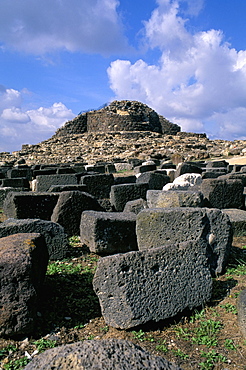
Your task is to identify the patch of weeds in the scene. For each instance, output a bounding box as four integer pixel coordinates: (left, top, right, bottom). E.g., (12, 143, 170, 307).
(155, 340, 168, 354)
(226, 260, 246, 276)
(46, 260, 83, 275)
(132, 329, 146, 342)
(0, 345, 17, 360)
(172, 348, 189, 360)
(199, 350, 227, 370)
(3, 356, 30, 370)
(224, 338, 238, 351)
(174, 327, 190, 341)
(74, 323, 85, 329)
(69, 236, 80, 247)
(33, 338, 57, 352)
(100, 326, 109, 333)
(220, 303, 237, 314)
(192, 320, 223, 347)
(242, 245, 246, 250)
(189, 308, 206, 323)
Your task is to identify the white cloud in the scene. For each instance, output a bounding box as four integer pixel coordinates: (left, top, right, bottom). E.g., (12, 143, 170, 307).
(0, 87, 75, 152)
(108, 0, 246, 140)
(0, 0, 129, 55)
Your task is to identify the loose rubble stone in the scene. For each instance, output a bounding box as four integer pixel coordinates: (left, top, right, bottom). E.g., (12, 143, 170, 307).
(80, 173, 114, 199)
(3, 192, 59, 220)
(80, 211, 138, 255)
(136, 207, 232, 275)
(201, 178, 244, 209)
(51, 191, 104, 236)
(23, 339, 183, 370)
(123, 198, 148, 214)
(93, 240, 212, 329)
(136, 171, 170, 189)
(222, 209, 246, 236)
(0, 218, 68, 260)
(237, 290, 246, 340)
(0, 233, 48, 337)
(36, 174, 78, 192)
(0, 187, 25, 208)
(147, 190, 204, 208)
(110, 183, 149, 211)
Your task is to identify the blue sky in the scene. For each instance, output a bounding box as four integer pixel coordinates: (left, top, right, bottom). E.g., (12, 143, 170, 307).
(1, 0, 246, 152)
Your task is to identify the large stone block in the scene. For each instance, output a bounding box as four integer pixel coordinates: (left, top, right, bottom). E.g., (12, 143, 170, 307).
(1, 178, 30, 189)
(147, 190, 204, 208)
(238, 290, 246, 340)
(36, 174, 78, 192)
(222, 209, 246, 236)
(3, 192, 59, 220)
(175, 163, 202, 178)
(136, 171, 170, 190)
(0, 218, 68, 260)
(110, 183, 149, 211)
(136, 207, 232, 275)
(80, 211, 138, 255)
(7, 167, 32, 181)
(0, 187, 25, 208)
(201, 178, 244, 209)
(51, 191, 103, 236)
(23, 339, 183, 370)
(93, 240, 212, 329)
(0, 233, 48, 337)
(80, 173, 114, 199)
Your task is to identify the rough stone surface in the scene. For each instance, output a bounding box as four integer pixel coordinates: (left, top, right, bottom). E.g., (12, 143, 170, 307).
(36, 174, 78, 192)
(201, 178, 244, 209)
(147, 190, 204, 208)
(47, 184, 87, 192)
(0, 233, 48, 337)
(51, 191, 104, 236)
(80, 173, 114, 199)
(175, 163, 203, 178)
(23, 339, 183, 370)
(222, 209, 246, 236)
(93, 241, 212, 329)
(80, 211, 138, 255)
(110, 183, 149, 211)
(0, 187, 25, 208)
(3, 192, 59, 221)
(0, 218, 68, 260)
(55, 100, 180, 136)
(136, 207, 232, 275)
(123, 198, 148, 214)
(136, 172, 170, 190)
(238, 290, 246, 340)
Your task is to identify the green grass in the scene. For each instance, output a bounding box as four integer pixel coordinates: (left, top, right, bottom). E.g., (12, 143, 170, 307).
(192, 320, 223, 347)
(33, 338, 57, 352)
(199, 350, 227, 370)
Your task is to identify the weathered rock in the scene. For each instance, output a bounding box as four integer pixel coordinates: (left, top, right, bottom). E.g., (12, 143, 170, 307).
(136, 207, 232, 275)
(0, 233, 48, 337)
(80, 174, 114, 199)
(1, 178, 30, 189)
(123, 198, 148, 214)
(206, 160, 229, 168)
(0, 187, 25, 208)
(93, 240, 212, 329)
(201, 178, 244, 209)
(238, 290, 246, 340)
(36, 174, 78, 192)
(222, 209, 246, 237)
(114, 175, 136, 185)
(147, 190, 204, 208)
(51, 191, 104, 236)
(23, 339, 183, 370)
(48, 184, 87, 192)
(136, 172, 170, 190)
(134, 163, 156, 174)
(175, 163, 202, 178)
(0, 218, 68, 260)
(80, 211, 138, 255)
(110, 183, 149, 211)
(3, 192, 59, 220)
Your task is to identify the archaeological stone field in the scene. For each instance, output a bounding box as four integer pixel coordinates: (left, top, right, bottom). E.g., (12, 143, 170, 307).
(0, 100, 246, 369)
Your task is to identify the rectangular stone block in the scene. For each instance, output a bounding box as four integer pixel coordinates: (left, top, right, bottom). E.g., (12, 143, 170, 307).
(110, 183, 149, 211)
(36, 174, 78, 192)
(3, 192, 59, 220)
(80, 211, 137, 255)
(136, 207, 232, 275)
(93, 240, 212, 329)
